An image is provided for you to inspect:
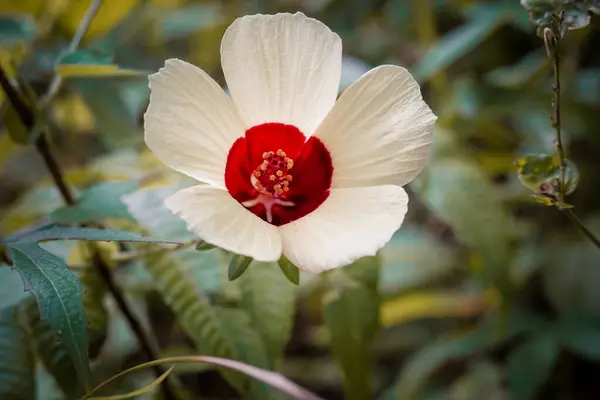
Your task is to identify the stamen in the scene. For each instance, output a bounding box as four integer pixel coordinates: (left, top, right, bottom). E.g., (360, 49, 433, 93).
(250, 147, 295, 200)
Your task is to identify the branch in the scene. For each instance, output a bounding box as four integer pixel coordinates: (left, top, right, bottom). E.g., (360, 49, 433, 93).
(543, 19, 566, 202)
(564, 209, 600, 250)
(39, 0, 103, 107)
(0, 2, 176, 398)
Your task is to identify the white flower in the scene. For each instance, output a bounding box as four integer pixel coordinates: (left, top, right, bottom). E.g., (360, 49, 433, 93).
(144, 12, 436, 273)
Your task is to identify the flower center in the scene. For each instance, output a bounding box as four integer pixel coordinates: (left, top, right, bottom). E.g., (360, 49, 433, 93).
(250, 149, 294, 198)
(224, 123, 333, 226)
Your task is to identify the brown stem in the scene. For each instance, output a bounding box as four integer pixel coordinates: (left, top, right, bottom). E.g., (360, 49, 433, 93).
(0, 64, 176, 399)
(35, 135, 76, 204)
(551, 40, 566, 202)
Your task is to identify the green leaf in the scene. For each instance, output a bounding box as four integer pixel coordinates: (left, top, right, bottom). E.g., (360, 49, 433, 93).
(0, 305, 35, 400)
(507, 332, 559, 400)
(6, 243, 91, 389)
(17, 298, 80, 398)
(391, 310, 543, 398)
(195, 241, 216, 251)
(412, 157, 511, 285)
(516, 154, 579, 197)
(239, 262, 298, 365)
(5, 223, 182, 245)
(57, 50, 148, 78)
(228, 254, 253, 281)
(277, 256, 300, 285)
(379, 226, 458, 293)
(143, 247, 253, 393)
(0, 264, 31, 308)
(0, 14, 36, 43)
(557, 315, 600, 360)
(323, 257, 380, 400)
(74, 80, 143, 148)
(50, 181, 139, 224)
(217, 308, 273, 398)
(412, 5, 509, 82)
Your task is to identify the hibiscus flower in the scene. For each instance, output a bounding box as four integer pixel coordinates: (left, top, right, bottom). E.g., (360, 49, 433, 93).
(144, 12, 436, 273)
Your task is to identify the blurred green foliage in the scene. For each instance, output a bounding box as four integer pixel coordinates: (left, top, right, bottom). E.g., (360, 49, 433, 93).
(1, 0, 600, 399)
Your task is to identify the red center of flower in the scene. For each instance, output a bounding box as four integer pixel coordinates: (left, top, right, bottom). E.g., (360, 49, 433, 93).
(225, 123, 333, 226)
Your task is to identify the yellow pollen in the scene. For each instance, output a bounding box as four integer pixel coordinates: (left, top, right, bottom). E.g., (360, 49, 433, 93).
(276, 170, 283, 177)
(286, 175, 293, 181)
(269, 174, 276, 181)
(254, 171, 261, 177)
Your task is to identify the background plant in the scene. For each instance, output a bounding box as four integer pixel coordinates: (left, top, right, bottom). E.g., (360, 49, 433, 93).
(1, 0, 600, 399)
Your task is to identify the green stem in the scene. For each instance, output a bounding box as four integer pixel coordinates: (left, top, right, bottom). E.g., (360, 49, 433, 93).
(564, 209, 600, 250)
(544, 19, 567, 202)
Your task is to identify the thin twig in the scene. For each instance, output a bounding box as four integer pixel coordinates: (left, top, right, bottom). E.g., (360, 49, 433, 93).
(544, 18, 567, 202)
(564, 209, 600, 250)
(39, 0, 104, 107)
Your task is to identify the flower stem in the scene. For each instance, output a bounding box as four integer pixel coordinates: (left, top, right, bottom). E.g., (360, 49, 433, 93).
(564, 209, 600, 250)
(544, 19, 566, 202)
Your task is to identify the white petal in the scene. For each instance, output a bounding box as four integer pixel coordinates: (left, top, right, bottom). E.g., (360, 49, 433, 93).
(314, 65, 436, 188)
(221, 12, 342, 135)
(165, 185, 282, 262)
(279, 185, 408, 273)
(145, 59, 246, 188)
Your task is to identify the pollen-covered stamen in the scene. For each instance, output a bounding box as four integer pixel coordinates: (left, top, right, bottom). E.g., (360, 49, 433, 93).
(250, 149, 294, 198)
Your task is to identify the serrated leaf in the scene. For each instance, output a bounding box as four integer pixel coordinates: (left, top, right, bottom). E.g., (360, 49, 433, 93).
(217, 308, 273, 398)
(507, 332, 559, 400)
(17, 298, 80, 398)
(277, 256, 300, 285)
(239, 262, 298, 365)
(7, 243, 91, 389)
(51, 181, 139, 224)
(143, 248, 251, 393)
(5, 223, 182, 245)
(228, 254, 252, 281)
(323, 257, 380, 400)
(1, 225, 179, 390)
(0, 305, 35, 400)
